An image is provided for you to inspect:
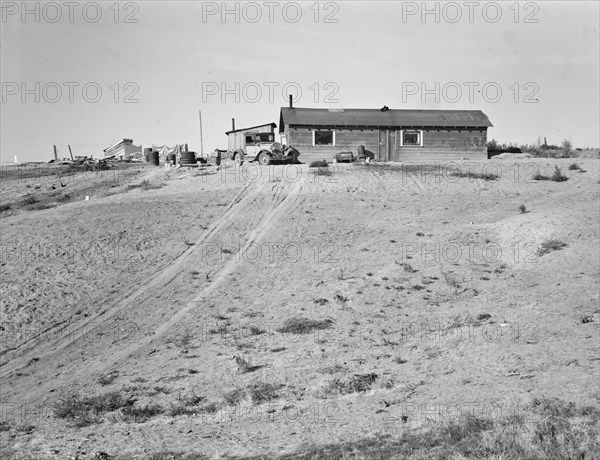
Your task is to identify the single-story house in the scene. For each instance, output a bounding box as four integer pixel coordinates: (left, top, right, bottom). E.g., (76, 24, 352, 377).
(278, 105, 493, 163)
(103, 139, 142, 158)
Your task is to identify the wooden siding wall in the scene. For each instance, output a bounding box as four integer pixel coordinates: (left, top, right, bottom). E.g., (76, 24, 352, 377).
(286, 126, 488, 163)
(287, 127, 379, 163)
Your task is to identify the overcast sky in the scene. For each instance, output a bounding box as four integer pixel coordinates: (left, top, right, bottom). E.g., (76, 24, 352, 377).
(1, 1, 598, 162)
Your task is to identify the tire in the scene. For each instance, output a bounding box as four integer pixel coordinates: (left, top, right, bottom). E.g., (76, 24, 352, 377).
(234, 152, 244, 165)
(257, 151, 271, 165)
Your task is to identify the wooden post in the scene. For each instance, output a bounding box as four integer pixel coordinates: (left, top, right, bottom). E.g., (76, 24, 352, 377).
(53, 145, 58, 161)
(68, 145, 74, 161)
(198, 110, 204, 157)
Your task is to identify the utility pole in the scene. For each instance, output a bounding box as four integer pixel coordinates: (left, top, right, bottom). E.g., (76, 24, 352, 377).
(68, 145, 74, 161)
(198, 110, 204, 157)
(53, 145, 58, 161)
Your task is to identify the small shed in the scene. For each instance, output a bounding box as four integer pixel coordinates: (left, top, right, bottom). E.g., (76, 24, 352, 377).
(278, 106, 493, 163)
(225, 122, 276, 154)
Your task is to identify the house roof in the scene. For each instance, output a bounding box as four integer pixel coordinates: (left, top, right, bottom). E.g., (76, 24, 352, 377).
(279, 108, 493, 130)
(225, 122, 277, 135)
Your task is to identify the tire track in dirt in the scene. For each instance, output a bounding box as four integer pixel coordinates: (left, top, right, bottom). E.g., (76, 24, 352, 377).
(1, 176, 303, 399)
(0, 181, 256, 366)
(1, 179, 255, 377)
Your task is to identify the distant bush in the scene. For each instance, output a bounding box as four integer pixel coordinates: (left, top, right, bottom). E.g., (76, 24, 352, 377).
(518, 204, 527, 214)
(568, 163, 581, 171)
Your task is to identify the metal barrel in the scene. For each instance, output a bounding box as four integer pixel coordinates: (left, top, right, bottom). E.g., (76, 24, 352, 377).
(148, 151, 160, 166)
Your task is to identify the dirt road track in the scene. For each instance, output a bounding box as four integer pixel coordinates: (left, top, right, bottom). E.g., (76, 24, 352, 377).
(1, 173, 303, 403)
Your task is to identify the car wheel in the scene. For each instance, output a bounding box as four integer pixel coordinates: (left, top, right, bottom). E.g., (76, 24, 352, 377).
(258, 152, 271, 165)
(234, 152, 244, 165)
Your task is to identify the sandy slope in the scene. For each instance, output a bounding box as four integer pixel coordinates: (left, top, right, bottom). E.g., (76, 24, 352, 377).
(1, 159, 599, 459)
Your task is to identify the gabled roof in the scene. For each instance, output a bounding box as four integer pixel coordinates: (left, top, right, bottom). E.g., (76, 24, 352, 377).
(225, 122, 276, 135)
(279, 108, 492, 131)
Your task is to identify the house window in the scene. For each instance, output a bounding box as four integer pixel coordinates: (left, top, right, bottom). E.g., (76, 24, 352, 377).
(313, 130, 335, 146)
(401, 130, 423, 147)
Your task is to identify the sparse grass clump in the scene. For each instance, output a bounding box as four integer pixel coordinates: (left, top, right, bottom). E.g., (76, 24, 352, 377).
(276, 317, 334, 335)
(127, 180, 165, 191)
(309, 160, 328, 168)
(568, 163, 581, 171)
(518, 204, 526, 213)
(52, 390, 135, 426)
(537, 239, 567, 256)
(0, 203, 12, 212)
(401, 262, 417, 273)
(248, 382, 283, 405)
(450, 171, 499, 181)
(121, 404, 163, 423)
(322, 373, 378, 397)
(551, 166, 568, 182)
(97, 370, 119, 386)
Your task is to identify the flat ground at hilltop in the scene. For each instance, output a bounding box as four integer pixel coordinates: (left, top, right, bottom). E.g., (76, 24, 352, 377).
(1, 159, 599, 459)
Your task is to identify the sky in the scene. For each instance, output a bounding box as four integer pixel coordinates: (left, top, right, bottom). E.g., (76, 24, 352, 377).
(1, 1, 598, 162)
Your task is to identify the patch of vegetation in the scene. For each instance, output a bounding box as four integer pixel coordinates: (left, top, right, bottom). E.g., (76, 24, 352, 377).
(551, 166, 568, 182)
(0, 203, 12, 213)
(322, 373, 378, 397)
(247, 382, 284, 405)
(121, 404, 163, 423)
(568, 163, 581, 171)
(115, 452, 210, 460)
(518, 204, 527, 214)
(223, 388, 246, 406)
(276, 317, 334, 335)
(264, 397, 600, 460)
(127, 180, 165, 191)
(450, 171, 499, 181)
(537, 239, 567, 256)
(315, 167, 333, 176)
(401, 262, 417, 273)
(309, 160, 328, 168)
(168, 389, 219, 417)
(533, 166, 568, 182)
(52, 390, 135, 427)
(97, 371, 119, 386)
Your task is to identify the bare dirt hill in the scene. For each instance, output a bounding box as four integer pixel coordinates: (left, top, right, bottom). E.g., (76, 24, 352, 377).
(1, 159, 599, 459)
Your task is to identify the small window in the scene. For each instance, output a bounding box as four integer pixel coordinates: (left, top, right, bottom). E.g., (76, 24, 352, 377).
(401, 130, 423, 147)
(245, 135, 254, 144)
(313, 130, 335, 146)
(257, 133, 274, 142)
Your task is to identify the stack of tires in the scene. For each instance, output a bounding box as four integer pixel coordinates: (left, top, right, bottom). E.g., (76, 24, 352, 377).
(180, 151, 197, 167)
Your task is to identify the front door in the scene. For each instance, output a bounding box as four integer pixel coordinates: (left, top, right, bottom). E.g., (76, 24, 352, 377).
(378, 130, 388, 161)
